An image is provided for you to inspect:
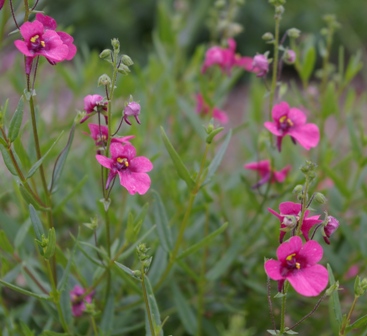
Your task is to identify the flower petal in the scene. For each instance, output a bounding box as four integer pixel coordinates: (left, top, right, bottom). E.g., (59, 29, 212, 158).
(298, 239, 324, 265)
(288, 107, 307, 127)
(264, 121, 283, 136)
(287, 264, 328, 296)
(118, 171, 151, 195)
(130, 156, 153, 173)
(244, 160, 270, 176)
(264, 259, 283, 281)
(213, 108, 229, 124)
(95, 155, 113, 169)
(277, 236, 302, 262)
(300, 216, 323, 241)
(279, 202, 301, 216)
(272, 102, 289, 121)
(288, 123, 320, 150)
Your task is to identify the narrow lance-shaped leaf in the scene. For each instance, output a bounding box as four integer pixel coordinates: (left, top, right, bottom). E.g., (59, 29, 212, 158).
(27, 131, 64, 179)
(8, 96, 24, 142)
(327, 264, 342, 325)
(0, 278, 50, 301)
(43, 228, 56, 259)
(0, 144, 18, 176)
(100, 293, 115, 336)
(29, 204, 45, 241)
(300, 45, 316, 83)
(0, 230, 14, 254)
(346, 314, 367, 332)
(202, 129, 232, 186)
(49, 123, 75, 193)
(152, 190, 173, 252)
(160, 126, 195, 190)
(178, 222, 228, 259)
(144, 275, 163, 336)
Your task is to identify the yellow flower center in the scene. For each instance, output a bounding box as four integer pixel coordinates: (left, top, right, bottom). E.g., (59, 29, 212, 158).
(286, 253, 296, 261)
(117, 157, 129, 167)
(279, 115, 294, 126)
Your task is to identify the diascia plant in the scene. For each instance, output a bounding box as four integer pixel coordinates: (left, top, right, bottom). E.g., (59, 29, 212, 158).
(1, 0, 367, 335)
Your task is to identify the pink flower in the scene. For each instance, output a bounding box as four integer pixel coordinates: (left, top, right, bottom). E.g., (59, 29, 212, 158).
(284, 49, 296, 64)
(87, 123, 134, 147)
(123, 101, 141, 125)
(323, 216, 339, 244)
(244, 160, 291, 188)
(264, 102, 320, 152)
(268, 201, 323, 243)
(0, 0, 5, 10)
(35, 14, 77, 62)
(252, 54, 269, 77)
(96, 142, 153, 195)
(70, 285, 93, 317)
(14, 14, 76, 74)
(196, 93, 228, 124)
(80, 95, 108, 124)
(265, 236, 328, 296)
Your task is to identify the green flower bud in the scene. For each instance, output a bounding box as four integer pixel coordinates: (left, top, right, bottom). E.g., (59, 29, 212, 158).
(117, 63, 130, 75)
(262, 32, 274, 41)
(275, 5, 284, 15)
(121, 54, 134, 67)
(99, 49, 112, 60)
(292, 184, 303, 195)
(314, 192, 327, 204)
(98, 74, 112, 87)
(111, 38, 120, 52)
(287, 28, 301, 38)
(326, 281, 339, 296)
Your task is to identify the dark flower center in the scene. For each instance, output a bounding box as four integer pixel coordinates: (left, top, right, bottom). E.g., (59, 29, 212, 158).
(281, 253, 301, 277)
(278, 115, 294, 132)
(115, 157, 129, 171)
(30, 34, 45, 52)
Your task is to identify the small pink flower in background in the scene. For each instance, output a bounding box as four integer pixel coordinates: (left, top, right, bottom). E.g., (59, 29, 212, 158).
(96, 142, 153, 195)
(87, 124, 134, 147)
(345, 265, 359, 280)
(70, 285, 93, 317)
(268, 201, 323, 243)
(0, 0, 5, 10)
(244, 160, 291, 189)
(323, 216, 339, 244)
(196, 93, 228, 124)
(123, 101, 141, 125)
(284, 49, 296, 64)
(264, 101, 320, 152)
(264, 236, 328, 297)
(252, 54, 269, 77)
(80, 95, 108, 124)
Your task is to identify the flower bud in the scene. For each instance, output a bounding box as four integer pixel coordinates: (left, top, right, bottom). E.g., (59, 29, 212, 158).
(314, 192, 327, 204)
(287, 28, 301, 39)
(123, 101, 141, 125)
(253, 53, 269, 78)
(326, 281, 339, 296)
(99, 49, 112, 60)
(262, 32, 274, 41)
(121, 54, 134, 67)
(323, 216, 339, 244)
(283, 49, 296, 64)
(282, 215, 297, 228)
(111, 38, 120, 52)
(98, 74, 112, 87)
(117, 63, 130, 75)
(292, 184, 303, 195)
(275, 5, 284, 15)
(354, 276, 367, 297)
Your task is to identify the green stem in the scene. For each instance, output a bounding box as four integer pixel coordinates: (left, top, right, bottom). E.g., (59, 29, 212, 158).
(142, 272, 156, 336)
(295, 177, 310, 237)
(23, 0, 30, 21)
(268, 13, 281, 119)
(91, 315, 99, 335)
(340, 296, 358, 336)
(46, 260, 69, 333)
(280, 281, 289, 334)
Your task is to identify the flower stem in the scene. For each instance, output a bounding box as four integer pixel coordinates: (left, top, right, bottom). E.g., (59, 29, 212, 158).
(142, 272, 156, 336)
(340, 296, 358, 336)
(279, 281, 289, 334)
(296, 177, 310, 237)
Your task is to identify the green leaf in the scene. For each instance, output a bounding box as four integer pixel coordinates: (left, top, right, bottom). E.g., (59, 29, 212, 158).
(344, 51, 363, 86)
(152, 190, 173, 252)
(327, 264, 342, 325)
(144, 275, 163, 336)
(322, 165, 351, 198)
(320, 82, 338, 118)
(346, 313, 367, 332)
(299, 45, 316, 83)
(8, 96, 24, 142)
(49, 123, 75, 193)
(26, 131, 64, 179)
(43, 228, 56, 259)
(178, 222, 228, 259)
(0, 278, 50, 300)
(59, 286, 73, 327)
(100, 293, 115, 336)
(0, 144, 18, 176)
(171, 282, 197, 335)
(114, 261, 141, 281)
(0, 230, 14, 254)
(19, 321, 35, 336)
(58, 240, 78, 292)
(19, 183, 50, 212)
(41, 332, 71, 336)
(202, 130, 232, 186)
(29, 204, 44, 241)
(161, 126, 195, 190)
(14, 219, 31, 249)
(125, 203, 149, 244)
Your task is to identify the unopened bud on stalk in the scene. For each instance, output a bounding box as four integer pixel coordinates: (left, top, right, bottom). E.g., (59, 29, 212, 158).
(314, 192, 327, 204)
(287, 28, 301, 38)
(292, 184, 303, 195)
(275, 5, 284, 15)
(283, 49, 296, 64)
(262, 32, 274, 41)
(99, 49, 112, 60)
(121, 54, 134, 67)
(111, 38, 120, 52)
(98, 74, 112, 87)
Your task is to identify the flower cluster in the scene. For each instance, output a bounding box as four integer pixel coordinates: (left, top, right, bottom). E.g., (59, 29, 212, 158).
(14, 13, 76, 73)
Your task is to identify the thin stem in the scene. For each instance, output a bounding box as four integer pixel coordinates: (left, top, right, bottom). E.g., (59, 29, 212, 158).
(23, 0, 30, 21)
(267, 276, 276, 331)
(46, 260, 70, 333)
(10, 0, 20, 29)
(268, 12, 281, 119)
(340, 296, 358, 336)
(279, 281, 289, 334)
(30, 0, 39, 11)
(142, 273, 156, 336)
(296, 177, 310, 237)
(91, 315, 98, 335)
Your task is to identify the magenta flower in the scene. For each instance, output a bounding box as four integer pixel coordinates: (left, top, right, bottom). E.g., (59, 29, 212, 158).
(35, 13, 77, 61)
(0, 0, 5, 10)
(264, 236, 328, 296)
(264, 102, 320, 152)
(284, 49, 296, 64)
(252, 54, 269, 77)
(87, 123, 134, 147)
(96, 143, 153, 195)
(196, 93, 228, 124)
(123, 101, 141, 125)
(323, 216, 339, 244)
(244, 160, 291, 188)
(70, 285, 93, 317)
(268, 201, 323, 243)
(80, 95, 108, 124)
